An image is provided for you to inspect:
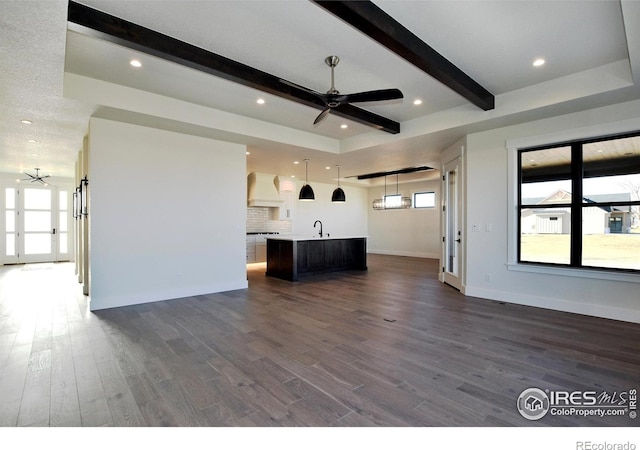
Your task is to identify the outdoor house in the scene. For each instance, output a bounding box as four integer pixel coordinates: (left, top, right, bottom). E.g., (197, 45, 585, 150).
(522, 190, 633, 234)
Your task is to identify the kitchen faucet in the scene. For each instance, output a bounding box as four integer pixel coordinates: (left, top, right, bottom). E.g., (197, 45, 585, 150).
(314, 220, 323, 238)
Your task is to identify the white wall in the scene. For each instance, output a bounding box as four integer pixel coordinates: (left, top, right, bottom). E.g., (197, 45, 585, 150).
(292, 181, 368, 238)
(464, 99, 640, 323)
(367, 179, 441, 258)
(88, 118, 247, 310)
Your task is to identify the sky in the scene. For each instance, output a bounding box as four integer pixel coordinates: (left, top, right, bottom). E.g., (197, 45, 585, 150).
(522, 174, 640, 200)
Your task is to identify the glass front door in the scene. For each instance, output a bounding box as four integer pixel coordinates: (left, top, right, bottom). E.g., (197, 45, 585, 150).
(3, 185, 72, 264)
(443, 157, 463, 290)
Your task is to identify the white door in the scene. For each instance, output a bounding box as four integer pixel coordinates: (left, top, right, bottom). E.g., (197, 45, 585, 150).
(442, 157, 463, 290)
(3, 185, 72, 264)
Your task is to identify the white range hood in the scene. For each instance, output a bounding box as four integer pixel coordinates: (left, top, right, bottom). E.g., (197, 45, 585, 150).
(247, 172, 284, 208)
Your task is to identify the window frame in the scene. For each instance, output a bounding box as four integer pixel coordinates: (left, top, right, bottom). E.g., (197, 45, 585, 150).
(516, 131, 640, 274)
(413, 191, 436, 209)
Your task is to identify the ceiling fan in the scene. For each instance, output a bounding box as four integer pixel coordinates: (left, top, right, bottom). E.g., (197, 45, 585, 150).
(22, 168, 51, 185)
(282, 55, 403, 125)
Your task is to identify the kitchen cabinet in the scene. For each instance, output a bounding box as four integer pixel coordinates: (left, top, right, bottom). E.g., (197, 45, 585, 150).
(266, 236, 367, 281)
(272, 190, 295, 221)
(255, 236, 267, 262)
(247, 234, 271, 263)
(246, 235, 256, 263)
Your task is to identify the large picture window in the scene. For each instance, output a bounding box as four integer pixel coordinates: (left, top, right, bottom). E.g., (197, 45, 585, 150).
(518, 132, 640, 272)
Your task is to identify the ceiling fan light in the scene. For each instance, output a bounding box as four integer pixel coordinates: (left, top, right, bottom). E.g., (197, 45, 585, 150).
(332, 187, 346, 202)
(299, 183, 315, 201)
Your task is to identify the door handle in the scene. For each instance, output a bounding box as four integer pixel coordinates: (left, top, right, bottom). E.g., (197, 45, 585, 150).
(52, 228, 56, 235)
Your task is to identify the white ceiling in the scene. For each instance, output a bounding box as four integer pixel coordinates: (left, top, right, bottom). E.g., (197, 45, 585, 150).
(1, 0, 639, 187)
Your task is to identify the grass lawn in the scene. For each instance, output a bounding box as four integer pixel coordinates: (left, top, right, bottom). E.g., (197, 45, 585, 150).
(521, 232, 640, 270)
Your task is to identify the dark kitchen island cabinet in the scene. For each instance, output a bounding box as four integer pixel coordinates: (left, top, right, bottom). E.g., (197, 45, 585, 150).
(266, 236, 367, 281)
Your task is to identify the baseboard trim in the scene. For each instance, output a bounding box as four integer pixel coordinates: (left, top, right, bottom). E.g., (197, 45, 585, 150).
(368, 249, 440, 259)
(465, 285, 640, 324)
(89, 279, 249, 311)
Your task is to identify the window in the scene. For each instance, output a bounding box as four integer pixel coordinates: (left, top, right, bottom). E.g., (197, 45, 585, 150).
(518, 132, 640, 272)
(5, 188, 16, 257)
(59, 190, 69, 255)
(414, 191, 436, 208)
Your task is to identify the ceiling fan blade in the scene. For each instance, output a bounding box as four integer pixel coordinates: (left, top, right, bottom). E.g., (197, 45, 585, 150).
(313, 107, 331, 125)
(342, 88, 404, 103)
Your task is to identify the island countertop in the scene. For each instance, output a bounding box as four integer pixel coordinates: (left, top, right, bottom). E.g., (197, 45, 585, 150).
(265, 235, 368, 242)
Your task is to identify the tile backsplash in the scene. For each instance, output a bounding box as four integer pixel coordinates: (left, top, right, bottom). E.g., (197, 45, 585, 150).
(247, 207, 292, 233)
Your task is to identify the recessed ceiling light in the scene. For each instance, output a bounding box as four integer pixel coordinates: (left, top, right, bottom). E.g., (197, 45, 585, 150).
(294, 161, 299, 165)
(533, 58, 545, 67)
(325, 166, 331, 170)
(413, 99, 423, 105)
(28, 139, 38, 143)
(256, 98, 265, 105)
(21, 119, 32, 124)
(246, 151, 250, 155)
(130, 59, 142, 68)
(31, 153, 39, 157)
(340, 124, 348, 129)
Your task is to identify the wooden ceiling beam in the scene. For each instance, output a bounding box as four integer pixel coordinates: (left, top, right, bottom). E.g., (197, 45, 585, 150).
(354, 165, 434, 180)
(67, 1, 400, 134)
(313, 0, 495, 111)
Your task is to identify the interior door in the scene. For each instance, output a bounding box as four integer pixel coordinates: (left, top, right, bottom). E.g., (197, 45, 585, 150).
(443, 157, 463, 290)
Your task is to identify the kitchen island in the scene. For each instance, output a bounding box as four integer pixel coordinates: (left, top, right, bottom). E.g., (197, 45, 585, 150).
(266, 236, 367, 281)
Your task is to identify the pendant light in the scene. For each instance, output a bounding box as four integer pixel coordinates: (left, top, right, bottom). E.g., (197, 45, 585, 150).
(299, 159, 315, 201)
(331, 165, 346, 202)
(372, 175, 387, 210)
(372, 173, 411, 209)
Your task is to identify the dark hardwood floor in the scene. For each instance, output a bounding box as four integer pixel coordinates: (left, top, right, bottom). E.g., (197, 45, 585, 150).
(0, 255, 639, 427)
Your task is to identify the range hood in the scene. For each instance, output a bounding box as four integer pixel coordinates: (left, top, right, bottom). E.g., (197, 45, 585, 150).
(247, 172, 284, 207)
